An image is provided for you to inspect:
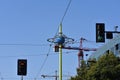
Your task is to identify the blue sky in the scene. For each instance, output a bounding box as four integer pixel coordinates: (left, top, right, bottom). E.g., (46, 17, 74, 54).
(0, 0, 120, 80)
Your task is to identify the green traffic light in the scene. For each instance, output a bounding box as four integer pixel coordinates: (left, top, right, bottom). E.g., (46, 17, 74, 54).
(96, 23, 105, 43)
(98, 35, 104, 41)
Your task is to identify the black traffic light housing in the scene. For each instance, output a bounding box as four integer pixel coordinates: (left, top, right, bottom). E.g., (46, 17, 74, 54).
(17, 59, 27, 76)
(96, 23, 105, 42)
(106, 32, 113, 39)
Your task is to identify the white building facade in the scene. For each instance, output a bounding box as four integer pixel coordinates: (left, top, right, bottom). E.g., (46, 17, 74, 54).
(89, 34, 120, 60)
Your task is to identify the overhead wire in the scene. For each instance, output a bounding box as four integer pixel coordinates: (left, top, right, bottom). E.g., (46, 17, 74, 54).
(0, 1, 73, 80)
(0, 43, 48, 46)
(34, 0, 73, 79)
(0, 51, 77, 58)
(34, 44, 52, 80)
(55, 0, 72, 36)
(0, 54, 53, 58)
(0, 77, 43, 80)
(0, 43, 53, 58)
(60, 0, 72, 24)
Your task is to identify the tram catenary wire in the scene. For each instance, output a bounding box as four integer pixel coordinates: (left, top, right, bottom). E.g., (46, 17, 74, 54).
(34, 44, 52, 79)
(0, 43, 49, 46)
(55, 0, 72, 36)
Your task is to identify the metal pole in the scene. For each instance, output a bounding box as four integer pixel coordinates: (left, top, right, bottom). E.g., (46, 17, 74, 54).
(55, 70, 57, 80)
(21, 76, 23, 80)
(59, 24, 62, 80)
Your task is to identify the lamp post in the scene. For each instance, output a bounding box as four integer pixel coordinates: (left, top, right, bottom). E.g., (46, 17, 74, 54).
(47, 24, 74, 80)
(59, 24, 63, 80)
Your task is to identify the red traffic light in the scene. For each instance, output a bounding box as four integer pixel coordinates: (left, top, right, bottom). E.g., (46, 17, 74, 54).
(17, 59, 27, 76)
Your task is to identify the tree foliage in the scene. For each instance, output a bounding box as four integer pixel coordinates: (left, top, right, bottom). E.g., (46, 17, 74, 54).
(70, 52, 120, 80)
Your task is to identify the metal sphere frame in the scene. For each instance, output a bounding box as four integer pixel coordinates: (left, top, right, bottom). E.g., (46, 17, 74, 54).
(47, 33, 74, 45)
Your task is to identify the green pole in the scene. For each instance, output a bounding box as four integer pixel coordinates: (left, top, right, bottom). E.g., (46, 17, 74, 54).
(59, 24, 62, 80)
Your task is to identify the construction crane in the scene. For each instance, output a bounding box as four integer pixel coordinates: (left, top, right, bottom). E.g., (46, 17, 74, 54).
(41, 70, 58, 80)
(41, 70, 71, 80)
(77, 38, 97, 67)
(54, 37, 97, 68)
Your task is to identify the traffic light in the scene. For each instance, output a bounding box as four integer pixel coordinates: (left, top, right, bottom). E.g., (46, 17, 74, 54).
(106, 32, 113, 39)
(96, 23, 105, 42)
(17, 59, 27, 76)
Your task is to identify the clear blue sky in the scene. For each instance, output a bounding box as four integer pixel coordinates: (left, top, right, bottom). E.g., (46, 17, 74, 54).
(0, 0, 120, 80)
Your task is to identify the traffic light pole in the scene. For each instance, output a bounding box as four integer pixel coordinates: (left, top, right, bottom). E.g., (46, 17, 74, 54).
(21, 76, 23, 80)
(59, 24, 62, 80)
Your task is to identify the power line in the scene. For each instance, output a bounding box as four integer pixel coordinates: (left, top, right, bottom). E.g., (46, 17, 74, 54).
(0, 43, 49, 46)
(60, 0, 72, 24)
(0, 77, 43, 80)
(35, 44, 52, 80)
(0, 54, 53, 58)
(55, 0, 72, 35)
(0, 51, 77, 58)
